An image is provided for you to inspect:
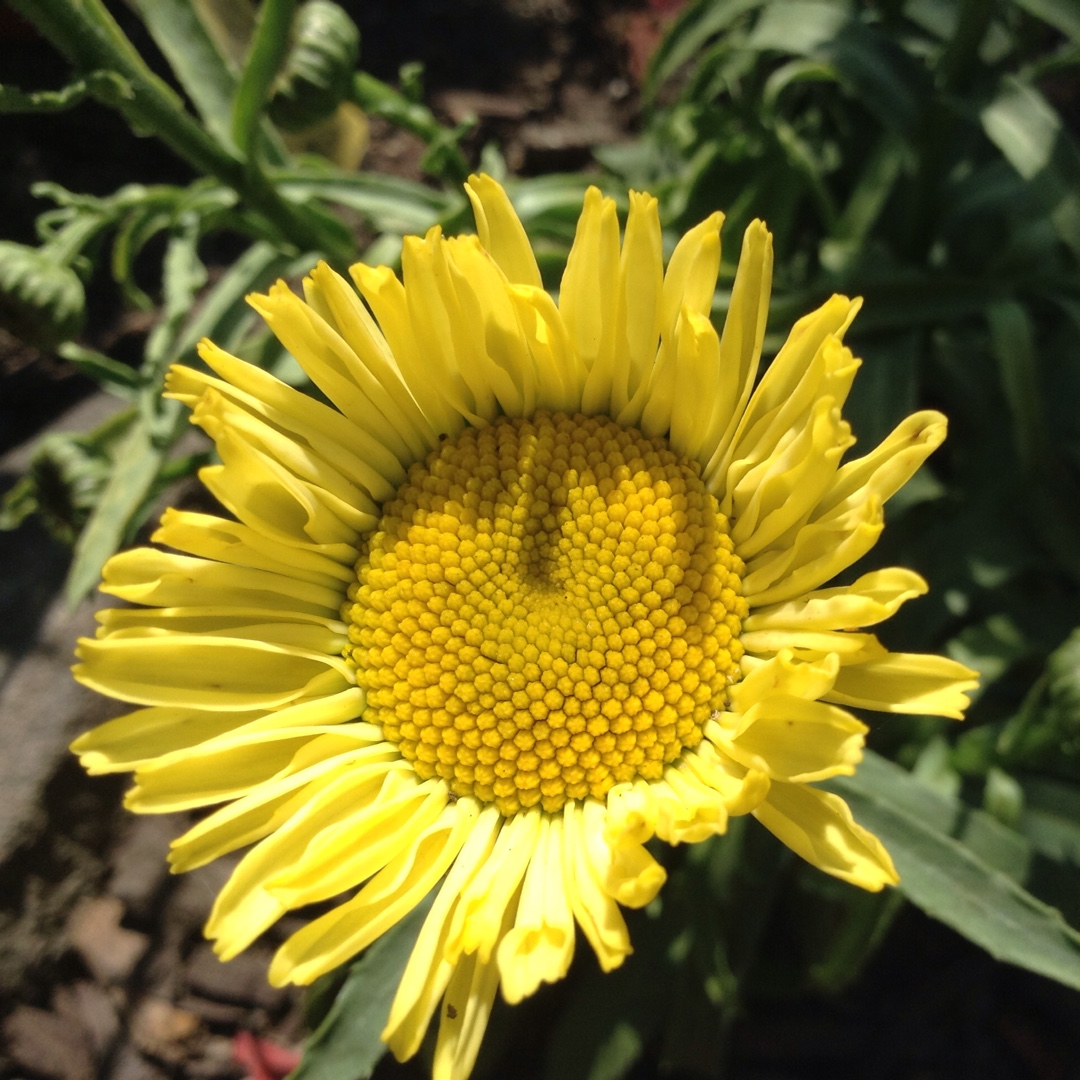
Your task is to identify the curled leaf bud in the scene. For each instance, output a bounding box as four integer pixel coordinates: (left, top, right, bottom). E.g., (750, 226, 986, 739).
(0, 240, 85, 348)
(268, 1, 361, 132)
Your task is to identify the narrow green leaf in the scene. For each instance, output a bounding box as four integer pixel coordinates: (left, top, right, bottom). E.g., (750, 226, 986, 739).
(232, 0, 296, 159)
(274, 169, 460, 234)
(986, 299, 1047, 471)
(643, 0, 767, 103)
(981, 77, 1080, 257)
(57, 343, 139, 391)
(828, 752, 1080, 991)
(142, 219, 209, 403)
(64, 415, 176, 604)
(755, 5, 927, 138)
(288, 896, 432, 1080)
(127, 0, 242, 150)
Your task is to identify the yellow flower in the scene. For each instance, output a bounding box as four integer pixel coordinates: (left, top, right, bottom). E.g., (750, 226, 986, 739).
(72, 176, 977, 1080)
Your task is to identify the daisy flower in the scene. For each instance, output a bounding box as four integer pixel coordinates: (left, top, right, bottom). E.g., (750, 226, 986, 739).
(73, 176, 977, 1080)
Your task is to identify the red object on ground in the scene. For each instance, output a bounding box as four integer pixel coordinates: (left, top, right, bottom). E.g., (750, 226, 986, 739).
(233, 1030, 303, 1080)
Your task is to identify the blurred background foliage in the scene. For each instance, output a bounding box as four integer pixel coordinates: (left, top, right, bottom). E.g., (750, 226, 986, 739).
(3, 0, 1080, 1077)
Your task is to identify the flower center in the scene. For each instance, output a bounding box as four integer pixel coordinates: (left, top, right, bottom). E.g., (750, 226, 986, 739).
(344, 411, 747, 816)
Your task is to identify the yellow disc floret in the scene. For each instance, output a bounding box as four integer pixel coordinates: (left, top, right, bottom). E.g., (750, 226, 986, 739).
(344, 411, 747, 815)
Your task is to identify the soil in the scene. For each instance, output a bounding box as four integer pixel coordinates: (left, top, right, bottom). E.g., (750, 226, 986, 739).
(1, 3, 1079, 1080)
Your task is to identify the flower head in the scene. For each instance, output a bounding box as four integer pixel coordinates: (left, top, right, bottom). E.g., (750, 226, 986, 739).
(73, 176, 977, 1080)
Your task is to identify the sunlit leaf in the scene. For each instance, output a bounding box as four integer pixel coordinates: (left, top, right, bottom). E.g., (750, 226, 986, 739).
(829, 752, 1080, 991)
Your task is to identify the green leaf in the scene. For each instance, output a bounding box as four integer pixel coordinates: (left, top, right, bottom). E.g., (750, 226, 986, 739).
(981, 77, 1080, 258)
(1013, 0, 1080, 46)
(288, 896, 431, 1080)
(57, 343, 139, 392)
(643, 0, 767, 104)
(232, 0, 296, 159)
(746, 0, 847, 54)
(62, 240, 298, 602)
(751, 4, 927, 138)
(828, 752, 1080, 991)
(986, 299, 1047, 471)
(64, 415, 177, 604)
(1045, 629, 1080, 732)
(126, 0, 246, 152)
(1019, 776, 1080, 863)
(274, 169, 459, 236)
(142, 217, 209, 403)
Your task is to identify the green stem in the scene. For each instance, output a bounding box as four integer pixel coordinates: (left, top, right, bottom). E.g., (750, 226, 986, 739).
(9, 0, 354, 264)
(232, 0, 296, 160)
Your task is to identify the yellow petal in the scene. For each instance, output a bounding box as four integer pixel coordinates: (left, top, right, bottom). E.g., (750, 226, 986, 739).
(826, 652, 979, 719)
(560, 800, 632, 973)
(71, 706, 257, 775)
(249, 282, 421, 461)
(264, 776, 448, 908)
(587, 798, 665, 907)
(72, 685, 366, 777)
(496, 814, 576, 1004)
(74, 634, 352, 711)
(384, 803, 501, 1062)
(433, 928, 509, 1080)
(94, 607, 346, 650)
(508, 284, 582, 413)
(446, 809, 543, 964)
(153, 508, 353, 587)
(268, 797, 478, 985)
(304, 262, 436, 455)
(742, 496, 885, 607)
(660, 210, 723, 337)
(729, 396, 854, 558)
(175, 343, 407, 498)
(445, 236, 537, 416)
(465, 174, 542, 288)
(401, 229, 492, 424)
(350, 261, 467, 439)
(739, 628, 886, 665)
(650, 768, 729, 844)
(723, 696, 868, 783)
(727, 650, 840, 712)
(563, 187, 620, 414)
(713, 335, 858, 508)
(100, 547, 344, 617)
(206, 757, 411, 956)
(743, 567, 928, 632)
(703, 219, 773, 472)
(169, 738, 394, 871)
(201, 430, 364, 554)
(722, 294, 858, 467)
(128, 725, 378, 811)
(680, 743, 772, 816)
(614, 190, 663, 411)
(753, 782, 899, 891)
(192, 388, 380, 525)
(817, 410, 947, 520)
